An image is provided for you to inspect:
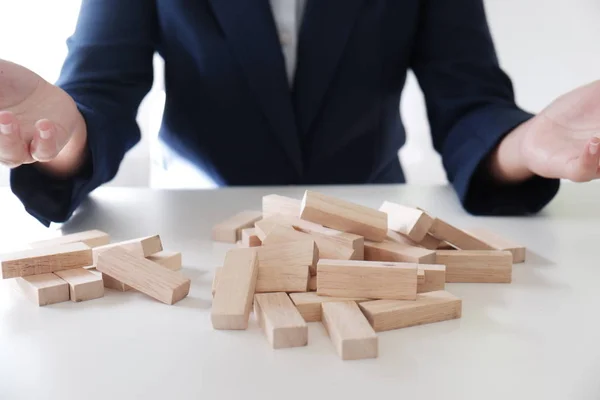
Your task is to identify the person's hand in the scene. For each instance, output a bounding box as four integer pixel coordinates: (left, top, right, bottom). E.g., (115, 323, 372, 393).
(0, 59, 88, 176)
(490, 79, 600, 183)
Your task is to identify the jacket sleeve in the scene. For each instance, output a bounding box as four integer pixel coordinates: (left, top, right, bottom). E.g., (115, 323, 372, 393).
(409, 0, 559, 215)
(10, 0, 157, 226)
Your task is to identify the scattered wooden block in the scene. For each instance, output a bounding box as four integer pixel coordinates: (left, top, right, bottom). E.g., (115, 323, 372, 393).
(147, 251, 182, 271)
(358, 290, 462, 332)
(254, 216, 282, 241)
(317, 259, 417, 300)
(262, 224, 312, 246)
(210, 248, 258, 329)
(321, 301, 378, 360)
(289, 292, 370, 322)
(436, 250, 512, 283)
(213, 264, 309, 295)
(429, 219, 494, 250)
(415, 234, 442, 250)
(300, 190, 387, 242)
(466, 228, 526, 263)
(92, 235, 163, 263)
(1, 243, 93, 279)
(364, 235, 436, 264)
(54, 268, 104, 302)
(417, 264, 446, 293)
(254, 292, 308, 349)
(258, 240, 318, 275)
(262, 194, 301, 218)
(102, 273, 132, 292)
(240, 228, 262, 247)
(14, 273, 70, 306)
(308, 275, 317, 291)
(379, 202, 433, 242)
(212, 210, 262, 243)
(97, 248, 191, 305)
(417, 269, 425, 284)
(28, 229, 110, 249)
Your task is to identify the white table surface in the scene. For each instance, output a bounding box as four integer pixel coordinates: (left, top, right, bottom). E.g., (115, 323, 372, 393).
(1, 184, 599, 400)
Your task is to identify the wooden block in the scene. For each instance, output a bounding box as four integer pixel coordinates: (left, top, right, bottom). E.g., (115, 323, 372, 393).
(262, 194, 301, 218)
(258, 240, 318, 275)
(14, 273, 70, 306)
(240, 228, 262, 247)
(308, 275, 317, 291)
(289, 292, 370, 322)
(147, 251, 182, 271)
(436, 250, 512, 283)
(101, 273, 132, 292)
(379, 202, 433, 242)
(417, 264, 446, 293)
(429, 219, 494, 250)
(321, 301, 378, 360)
(211, 248, 258, 329)
(364, 236, 436, 264)
(466, 228, 526, 263)
(417, 234, 443, 250)
(417, 269, 425, 284)
(262, 224, 312, 246)
(212, 210, 262, 243)
(300, 190, 387, 242)
(254, 292, 308, 349)
(1, 243, 93, 279)
(359, 290, 462, 332)
(213, 264, 309, 295)
(97, 248, 191, 305)
(54, 268, 104, 302)
(317, 259, 417, 300)
(92, 235, 163, 263)
(29, 230, 110, 249)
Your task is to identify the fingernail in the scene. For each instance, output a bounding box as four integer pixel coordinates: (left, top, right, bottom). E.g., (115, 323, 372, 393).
(39, 129, 51, 139)
(590, 142, 598, 155)
(0, 123, 12, 135)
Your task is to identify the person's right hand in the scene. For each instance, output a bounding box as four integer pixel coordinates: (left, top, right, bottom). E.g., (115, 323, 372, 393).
(0, 59, 88, 176)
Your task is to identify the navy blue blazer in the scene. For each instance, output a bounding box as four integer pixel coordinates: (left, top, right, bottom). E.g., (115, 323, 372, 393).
(11, 0, 559, 226)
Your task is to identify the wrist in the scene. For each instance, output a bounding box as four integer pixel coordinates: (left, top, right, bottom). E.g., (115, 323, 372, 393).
(488, 119, 535, 184)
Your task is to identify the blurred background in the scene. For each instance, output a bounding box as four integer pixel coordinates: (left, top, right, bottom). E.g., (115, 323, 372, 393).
(0, 0, 599, 188)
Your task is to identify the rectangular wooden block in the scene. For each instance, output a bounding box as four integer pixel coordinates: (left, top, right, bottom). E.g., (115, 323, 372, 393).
(466, 227, 526, 263)
(211, 248, 258, 329)
(379, 202, 434, 242)
(147, 251, 182, 271)
(262, 224, 312, 246)
(213, 264, 309, 295)
(1, 243, 93, 279)
(317, 259, 417, 300)
(417, 264, 446, 293)
(289, 292, 370, 322)
(97, 248, 191, 305)
(359, 290, 462, 332)
(419, 234, 443, 250)
(364, 236, 436, 264)
(300, 190, 387, 242)
(321, 301, 378, 360)
(14, 273, 70, 306)
(212, 210, 262, 243)
(429, 219, 494, 251)
(102, 273, 132, 292)
(258, 240, 318, 275)
(29, 229, 110, 249)
(240, 228, 262, 247)
(262, 194, 301, 218)
(54, 268, 104, 302)
(92, 235, 163, 263)
(436, 250, 512, 283)
(254, 292, 308, 349)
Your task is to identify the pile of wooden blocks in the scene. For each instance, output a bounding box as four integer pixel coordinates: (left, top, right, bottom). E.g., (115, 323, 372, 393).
(211, 190, 525, 360)
(0, 230, 190, 306)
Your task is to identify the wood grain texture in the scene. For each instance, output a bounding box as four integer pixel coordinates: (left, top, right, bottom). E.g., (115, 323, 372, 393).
(212, 210, 262, 243)
(262, 224, 312, 246)
(466, 227, 526, 263)
(429, 219, 494, 250)
(364, 236, 436, 264)
(213, 265, 309, 295)
(211, 248, 258, 329)
(317, 259, 417, 300)
(102, 273, 132, 292)
(29, 230, 110, 249)
(262, 194, 301, 218)
(92, 235, 163, 263)
(254, 292, 308, 349)
(436, 250, 512, 283)
(1, 243, 93, 279)
(55, 268, 104, 302)
(240, 228, 262, 247)
(359, 290, 462, 332)
(300, 190, 387, 242)
(147, 251, 182, 271)
(379, 201, 434, 242)
(321, 301, 378, 360)
(417, 264, 446, 293)
(14, 273, 69, 306)
(289, 292, 370, 322)
(97, 248, 191, 305)
(258, 240, 318, 275)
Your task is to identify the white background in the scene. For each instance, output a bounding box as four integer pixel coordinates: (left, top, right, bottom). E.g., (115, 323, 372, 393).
(0, 0, 598, 187)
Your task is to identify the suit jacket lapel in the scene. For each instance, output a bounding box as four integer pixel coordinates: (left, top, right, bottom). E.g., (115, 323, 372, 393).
(209, 0, 303, 175)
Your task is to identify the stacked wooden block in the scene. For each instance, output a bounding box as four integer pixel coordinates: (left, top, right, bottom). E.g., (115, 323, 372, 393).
(211, 191, 525, 360)
(1, 230, 190, 306)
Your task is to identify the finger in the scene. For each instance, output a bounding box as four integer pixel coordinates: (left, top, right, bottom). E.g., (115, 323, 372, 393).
(0, 111, 28, 167)
(30, 119, 60, 162)
(565, 136, 600, 182)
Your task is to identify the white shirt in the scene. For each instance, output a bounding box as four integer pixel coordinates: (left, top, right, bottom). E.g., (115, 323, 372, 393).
(269, 0, 308, 86)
